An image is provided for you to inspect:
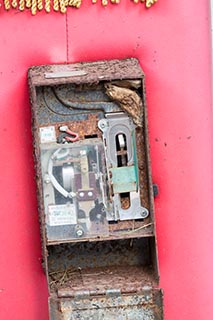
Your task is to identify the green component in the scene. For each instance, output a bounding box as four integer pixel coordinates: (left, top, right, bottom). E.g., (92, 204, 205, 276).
(110, 166, 137, 194)
(132, 131, 139, 191)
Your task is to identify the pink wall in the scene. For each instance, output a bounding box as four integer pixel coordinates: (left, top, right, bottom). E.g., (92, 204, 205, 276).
(0, 1, 212, 319)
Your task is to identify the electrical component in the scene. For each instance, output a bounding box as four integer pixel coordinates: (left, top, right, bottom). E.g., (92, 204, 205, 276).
(98, 112, 149, 221)
(41, 139, 109, 241)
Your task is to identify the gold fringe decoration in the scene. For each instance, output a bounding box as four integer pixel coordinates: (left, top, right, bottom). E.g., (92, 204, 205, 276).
(11, 0, 17, 8)
(53, 0, 59, 10)
(19, 0, 25, 11)
(4, 0, 11, 10)
(59, 0, 66, 13)
(31, 0, 37, 14)
(25, 0, 31, 7)
(69, 0, 81, 8)
(145, 0, 157, 8)
(1, 0, 157, 14)
(110, 0, 120, 4)
(93, 0, 157, 7)
(139, 0, 157, 7)
(37, 0, 43, 10)
(101, 0, 107, 6)
(44, 0, 50, 12)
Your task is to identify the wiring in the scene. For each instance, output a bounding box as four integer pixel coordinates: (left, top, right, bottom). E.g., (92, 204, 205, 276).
(42, 87, 105, 116)
(52, 86, 106, 112)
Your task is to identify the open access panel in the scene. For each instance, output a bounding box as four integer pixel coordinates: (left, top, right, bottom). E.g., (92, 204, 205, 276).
(28, 58, 163, 319)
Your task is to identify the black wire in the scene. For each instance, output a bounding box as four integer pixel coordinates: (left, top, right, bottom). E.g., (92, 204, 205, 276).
(42, 87, 98, 116)
(52, 87, 105, 112)
(42, 87, 68, 116)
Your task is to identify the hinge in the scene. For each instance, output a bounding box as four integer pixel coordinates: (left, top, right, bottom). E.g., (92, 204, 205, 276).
(57, 288, 121, 299)
(57, 286, 153, 299)
(105, 288, 121, 297)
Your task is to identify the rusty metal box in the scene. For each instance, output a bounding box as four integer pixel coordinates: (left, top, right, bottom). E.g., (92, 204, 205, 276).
(28, 58, 163, 319)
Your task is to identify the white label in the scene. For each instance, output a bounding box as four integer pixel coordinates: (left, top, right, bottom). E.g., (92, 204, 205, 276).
(48, 204, 77, 226)
(40, 126, 56, 143)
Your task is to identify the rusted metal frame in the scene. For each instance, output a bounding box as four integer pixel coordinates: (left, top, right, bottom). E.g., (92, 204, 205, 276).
(28, 63, 153, 248)
(28, 59, 163, 320)
(28, 79, 49, 276)
(49, 288, 163, 320)
(141, 74, 160, 280)
(28, 59, 157, 264)
(28, 58, 144, 87)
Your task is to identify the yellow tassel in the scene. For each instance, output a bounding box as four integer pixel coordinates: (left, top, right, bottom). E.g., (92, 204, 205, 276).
(102, 0, 107, 6)
(146, 0, 157, 7)
(19, 0, 25, 11)
(71, 0, 81, 7)
(11, 0, 18, 8)
(31, 0, 37, 14)
(26, 0, 31, 8)
(45, 0, 51, 12)
(76, 1, 81, 8)
(53, 0, 59, 10)
(4, 0, 11, 10)
(76, 0, 81, 8)
(59, 0, 66, 13)
(37, 0, 43, 10)
(2, 0, 158, 13)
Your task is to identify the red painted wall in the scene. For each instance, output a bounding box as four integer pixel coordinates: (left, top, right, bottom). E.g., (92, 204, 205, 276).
(0, 1, 212, 319)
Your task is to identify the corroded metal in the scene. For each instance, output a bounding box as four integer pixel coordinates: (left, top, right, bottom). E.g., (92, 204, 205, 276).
(50, 289, 163, 320)
(28, 58, 163, 319)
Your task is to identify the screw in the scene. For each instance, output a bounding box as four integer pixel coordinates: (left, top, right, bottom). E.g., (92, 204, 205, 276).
(79, 192, 84, 198)
(44, 174, 50, 184)
(76, 229, 84, 237)
(145, 295, 150, 301)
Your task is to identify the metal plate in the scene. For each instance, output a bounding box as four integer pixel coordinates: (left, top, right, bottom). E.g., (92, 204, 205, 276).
(49, 289, 163, 320)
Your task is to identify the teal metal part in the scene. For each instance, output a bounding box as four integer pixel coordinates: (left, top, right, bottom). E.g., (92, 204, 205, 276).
(110, 166, 137, 194)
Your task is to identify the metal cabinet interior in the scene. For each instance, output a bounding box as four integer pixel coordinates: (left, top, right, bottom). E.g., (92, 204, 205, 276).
(28, 58, 163, 320)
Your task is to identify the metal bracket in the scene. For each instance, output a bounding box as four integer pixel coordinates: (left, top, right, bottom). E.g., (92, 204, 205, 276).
(98, 113, 149, 221)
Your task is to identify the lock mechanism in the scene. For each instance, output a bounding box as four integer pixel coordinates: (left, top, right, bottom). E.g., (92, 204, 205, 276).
(98, 112, 149, 221)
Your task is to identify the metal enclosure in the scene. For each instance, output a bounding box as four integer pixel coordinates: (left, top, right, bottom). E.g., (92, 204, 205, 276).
(28, 58, 163, 319)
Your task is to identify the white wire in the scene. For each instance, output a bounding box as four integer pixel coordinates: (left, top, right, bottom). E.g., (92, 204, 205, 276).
(48, 148, 75, 198)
